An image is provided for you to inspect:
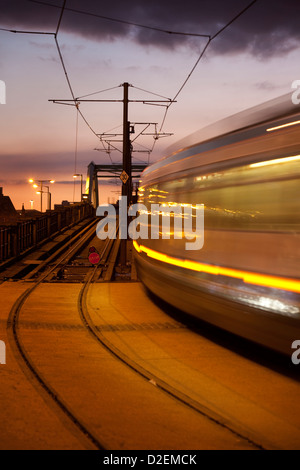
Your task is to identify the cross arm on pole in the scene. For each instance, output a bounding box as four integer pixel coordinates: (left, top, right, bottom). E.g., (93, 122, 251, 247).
(49, 99, 175, 103)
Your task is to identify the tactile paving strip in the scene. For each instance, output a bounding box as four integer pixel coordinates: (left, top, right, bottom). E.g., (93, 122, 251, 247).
(14, 320, 186, 332)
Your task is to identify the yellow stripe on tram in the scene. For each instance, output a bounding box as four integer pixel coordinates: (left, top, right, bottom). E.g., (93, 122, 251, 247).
(133, 241, 300, 294)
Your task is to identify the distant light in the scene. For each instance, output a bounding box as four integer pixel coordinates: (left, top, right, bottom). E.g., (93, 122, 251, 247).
(249, 154, 300, 168)
(28, 179, 34, 183)
(33, 184, 38, 188)
(50, 180, 55, 184)
(266, 120, 300, 132)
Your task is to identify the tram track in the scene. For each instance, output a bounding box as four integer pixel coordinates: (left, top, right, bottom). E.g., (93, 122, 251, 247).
(78, 264, 265, 450)
(24, 218, 99, 282)
(6, 225, 112, 450)
(5, 225, 275, 450)
(0, 217, 97, 281)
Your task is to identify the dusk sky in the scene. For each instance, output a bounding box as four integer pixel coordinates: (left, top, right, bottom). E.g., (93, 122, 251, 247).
(1, 0, 299, 209)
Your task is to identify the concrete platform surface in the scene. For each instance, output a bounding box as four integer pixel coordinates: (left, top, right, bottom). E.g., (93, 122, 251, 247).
(0, 281, 299, 450)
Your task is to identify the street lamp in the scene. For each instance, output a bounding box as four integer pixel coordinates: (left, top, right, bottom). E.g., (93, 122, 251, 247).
(29, 179, 55, 212)
(73, 174, 83, 202)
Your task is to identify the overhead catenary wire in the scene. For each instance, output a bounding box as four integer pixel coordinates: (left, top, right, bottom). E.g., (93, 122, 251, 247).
(57, 3, 115, 167)
(54, 18, 110, 155)
(54, 0, 104, 173)
(4, 0, 208, 157)
(0, 5, 102, 181)
(172, 0, 257, 105)
(27, 0, 211, 39)
(53, 39, 112, 156)
(131, 86, 173, 102)
(55, 0, 66, 37)
(77, 85, 122, 100)
(210, 0, 258, 41)
(157, 37, 211, 135)
(1, 0, 259, 167)
(156, 0, 258, 140)
(0, 4, 105, 145)
(0, 27, 54, 35)
(24, 0, 257, 126)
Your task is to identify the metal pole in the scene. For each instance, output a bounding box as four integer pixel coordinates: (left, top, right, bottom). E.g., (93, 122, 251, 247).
(44, 186, 51, 211)
(122, 82, 129, 199)
(127, 122, 132, 204)
(40, 182, 43, 212)
(46, 188, 51, 211)
(120, 83, 131, 265)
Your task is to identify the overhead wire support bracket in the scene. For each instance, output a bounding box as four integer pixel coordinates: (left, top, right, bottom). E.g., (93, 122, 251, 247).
(97, 133, 121, 137)
(146, 133, 173, 137)
(49, 99, 175, 104)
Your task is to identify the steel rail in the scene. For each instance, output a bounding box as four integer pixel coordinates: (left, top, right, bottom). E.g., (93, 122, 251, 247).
(6, 222, 108, 450)
(78, 263, 267, 451)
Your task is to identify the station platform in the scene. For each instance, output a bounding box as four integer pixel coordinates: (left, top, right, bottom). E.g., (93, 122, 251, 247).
(0, 281, 300, 450)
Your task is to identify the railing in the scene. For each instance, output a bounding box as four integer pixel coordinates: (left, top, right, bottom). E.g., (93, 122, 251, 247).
(0, 227, 12, 261)
(0, 203, 94, 263)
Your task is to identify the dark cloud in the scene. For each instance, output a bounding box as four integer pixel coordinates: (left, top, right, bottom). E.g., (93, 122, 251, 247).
(1, 0, 300, 57)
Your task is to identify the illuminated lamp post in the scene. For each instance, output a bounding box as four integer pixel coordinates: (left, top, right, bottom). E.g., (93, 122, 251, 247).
(29, 179, 55, 212)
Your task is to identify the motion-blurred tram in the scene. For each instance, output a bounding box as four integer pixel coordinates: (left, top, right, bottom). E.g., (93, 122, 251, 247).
(134, 93, 300, 355)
